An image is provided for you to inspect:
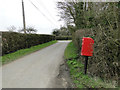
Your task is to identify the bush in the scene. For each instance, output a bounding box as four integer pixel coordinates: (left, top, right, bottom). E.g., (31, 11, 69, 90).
(2, 40, 57, 64)
(72, 29, 94, 52)
(55, 36, 72, 40)
(72, 28, 119, 83)
(65, 42, 116, 88)
(2, 32, 55, 55)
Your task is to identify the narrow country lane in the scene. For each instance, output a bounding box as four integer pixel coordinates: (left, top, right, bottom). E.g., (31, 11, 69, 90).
(2, 41, 70, 88)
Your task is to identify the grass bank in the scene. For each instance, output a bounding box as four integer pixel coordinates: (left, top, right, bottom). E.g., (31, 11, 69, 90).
(2, 40, 57, 65)
(64, 42, 116, 88)
(64, 42, 78, 60)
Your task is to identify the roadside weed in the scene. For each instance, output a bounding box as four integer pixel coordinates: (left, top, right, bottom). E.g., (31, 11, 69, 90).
(65, 42, 116, 88)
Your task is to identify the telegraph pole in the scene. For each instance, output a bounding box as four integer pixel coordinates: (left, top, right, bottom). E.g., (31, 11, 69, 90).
(22, 0, 26, 34)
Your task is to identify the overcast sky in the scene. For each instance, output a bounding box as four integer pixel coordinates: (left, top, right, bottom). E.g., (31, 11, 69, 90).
(0, 0, 118, 34)
(0, 0, 64, 34)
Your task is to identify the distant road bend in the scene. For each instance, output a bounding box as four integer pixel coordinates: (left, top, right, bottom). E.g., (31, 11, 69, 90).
(2, 41, 70, 88)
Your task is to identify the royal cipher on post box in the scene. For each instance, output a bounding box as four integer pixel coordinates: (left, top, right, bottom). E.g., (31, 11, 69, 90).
(81, 37, 94, 56)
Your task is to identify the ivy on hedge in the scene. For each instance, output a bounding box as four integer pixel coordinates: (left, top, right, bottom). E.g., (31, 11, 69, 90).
(2, 32, 55, 55)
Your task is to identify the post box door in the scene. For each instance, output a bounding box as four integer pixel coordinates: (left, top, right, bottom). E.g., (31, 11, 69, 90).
(81, 37, 94, 56)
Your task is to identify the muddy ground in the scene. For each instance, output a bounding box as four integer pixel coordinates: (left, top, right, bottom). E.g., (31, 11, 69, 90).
(49, 59, 75, 88)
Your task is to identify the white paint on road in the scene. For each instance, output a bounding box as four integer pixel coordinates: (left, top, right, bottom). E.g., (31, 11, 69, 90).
(2, 41, 70, 88)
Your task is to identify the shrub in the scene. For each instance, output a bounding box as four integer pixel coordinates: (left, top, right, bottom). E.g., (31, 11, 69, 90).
(72, 28, 119, 83)
(55, 36, 72, 40)
(72, 29, 94, 52)
(2, 32, 55, 55)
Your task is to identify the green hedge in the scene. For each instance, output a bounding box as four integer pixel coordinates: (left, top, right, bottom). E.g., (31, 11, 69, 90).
(2, 40, 57, 64)
(2, 32, 55, 55)
(56, 36, 72, 40)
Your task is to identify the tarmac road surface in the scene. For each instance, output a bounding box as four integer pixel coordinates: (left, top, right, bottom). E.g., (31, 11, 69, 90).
(2, 41, 70, 88)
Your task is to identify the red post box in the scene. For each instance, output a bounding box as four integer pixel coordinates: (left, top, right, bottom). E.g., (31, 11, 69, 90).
(81, 37, 94, 74)
(81, 37, 94, 56)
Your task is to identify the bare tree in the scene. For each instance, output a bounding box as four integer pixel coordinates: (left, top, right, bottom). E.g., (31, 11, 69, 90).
(18, 26, 37, 34)
(7, 25, 16, 32)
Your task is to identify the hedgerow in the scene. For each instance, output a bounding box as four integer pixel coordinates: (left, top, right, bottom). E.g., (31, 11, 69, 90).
(2, 32, 55, 55)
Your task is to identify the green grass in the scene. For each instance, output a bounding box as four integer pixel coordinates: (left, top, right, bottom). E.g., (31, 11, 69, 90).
(65, 41, 117, 88)
(2, 40, 57, 65)
(64, 42, 78, 60)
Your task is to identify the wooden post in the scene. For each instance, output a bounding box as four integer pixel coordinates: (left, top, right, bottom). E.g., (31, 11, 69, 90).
(22, 0, 26, 34)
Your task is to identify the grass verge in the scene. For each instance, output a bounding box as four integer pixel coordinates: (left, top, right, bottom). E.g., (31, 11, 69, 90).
(64, 41, 116, 88)
(2, 40, 57, 65)
(64, 42, 78, 60)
